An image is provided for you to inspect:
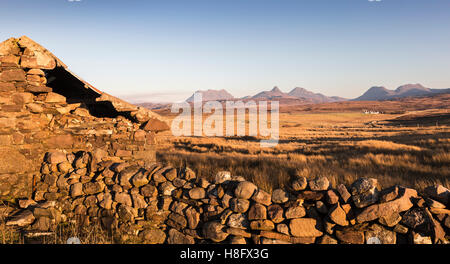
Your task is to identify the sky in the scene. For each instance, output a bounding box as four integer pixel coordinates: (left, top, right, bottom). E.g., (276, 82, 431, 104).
(1, 0, 450, 103)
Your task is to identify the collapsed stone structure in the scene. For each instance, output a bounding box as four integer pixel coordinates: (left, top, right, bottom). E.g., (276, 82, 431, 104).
(1, 36, 449, 244)
(0, 36, 169, 199)
(5, 151, 450, 244)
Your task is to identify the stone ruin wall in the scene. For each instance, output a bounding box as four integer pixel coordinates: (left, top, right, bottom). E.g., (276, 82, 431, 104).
(4, 150, 450, 244)
(0, 37, 162, 200)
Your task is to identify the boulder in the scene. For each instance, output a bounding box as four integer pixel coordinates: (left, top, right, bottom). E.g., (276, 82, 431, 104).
(356, 187, 417, 223)
(45, 151, 67, 164)
(45, 92, 66, 103)
(70, 183, 83, 197)
(130, 170, 149, 187)
(326, 190, 340, 204)
(248, 203, 267, 220)
(189, 187, 206, 200)
(234, 181, 257, 200)
(227, 214, 249, 229)
(365, 224, 396, 244)
(401, 208, 430, 233)
(379, 186, 399, 203)
(203, 221, 229, 242)
(142, 118, 170, 133)
(328, 204, 349, 226)
(289, 218, 323, 237)
(267, 204, 284, 223)
(131, 194, 147, 209)
(378, 212, 402, 227)
(158, 182, 176, 196)
(180, 167, 196, 180)
(214, 171, 231, 184)
(82, 181, 104, 195)
(185, 207, 200, 229)
(309, 176, 330, 191)
(167, 228, 195, 244)
(351, 178, 379, 208)
(6, 210, 35, 227)
(118, 166, 140, 187)
(114, 192, 133, 207)
(291, 176, 307, 191)
(285, 206, 306, 219)
(249, 220, 275, 231)
(297, 191, 323, 201)
(336, 229, 365, 244)
(276, 223, 290, 235)
(252, 189, 272, 206)
(140, 228, 166, 244)
(272, 189, 289, 204)
(229, 198, 250, 213)
(0, 69, 26, 82)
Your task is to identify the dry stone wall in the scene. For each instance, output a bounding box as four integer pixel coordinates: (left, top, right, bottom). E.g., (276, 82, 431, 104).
(5, 151, 450, 244)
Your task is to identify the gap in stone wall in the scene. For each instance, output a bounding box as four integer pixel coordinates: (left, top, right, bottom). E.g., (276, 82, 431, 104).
(45, 67, 120, 118)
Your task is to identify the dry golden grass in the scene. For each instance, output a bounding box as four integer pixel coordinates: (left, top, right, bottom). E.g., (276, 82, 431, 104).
(155, 107, 450, 192)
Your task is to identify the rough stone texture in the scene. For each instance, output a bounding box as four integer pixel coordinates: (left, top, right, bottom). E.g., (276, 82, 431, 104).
(336, 229, 365, 244)
(357, 187, 417, 223)
(289, 218, 323, 237)
(285, 206, 306, 219)
(214, 171, 231, 184)
(140, 228, 167, 244)
(234, 181, 257, 200)
(272, 189, 289, 204)
(328, 204, 349, 226)
(4, 160, 450, 244)
(267, 204, 285, 223)
(202, 221, 229, 242)
(365, 224, 396, 244)
(378, 212, 402, 227)
(167, 229, 194, 244)
(251, 189, 272, 206)
(248, 203, 267, 220)
(291, 176, 307, 191)
(309, 177, 330, 191)
(230, 198, 250, 213)
(189, 187, 206, 200)
(351, 178, 379, 208)
(326, 190, 340, 205)
(0, 36, 166, 200)
(249, 220, 275, 231)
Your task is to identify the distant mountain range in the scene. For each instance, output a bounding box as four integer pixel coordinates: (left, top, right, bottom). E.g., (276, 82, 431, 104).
(186, 89, 234, 103)
(186, 86, 346, 103)
(134, 84, 450, 109)
(353, 84, 450, 101)
(184, 84, 449, 103)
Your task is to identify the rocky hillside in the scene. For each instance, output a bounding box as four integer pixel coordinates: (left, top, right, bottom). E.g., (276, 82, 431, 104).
(186, 89, 235, 102)
(288, 87, 346, 103)
(355, 84, 450, 101)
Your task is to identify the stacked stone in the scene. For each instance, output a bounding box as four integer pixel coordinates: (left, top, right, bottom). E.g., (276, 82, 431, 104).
(0, 37, 159, 199)
(4, 152, 450, 244)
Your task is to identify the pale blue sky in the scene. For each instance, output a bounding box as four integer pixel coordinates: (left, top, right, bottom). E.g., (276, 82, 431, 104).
(1, 0, 449, 102)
